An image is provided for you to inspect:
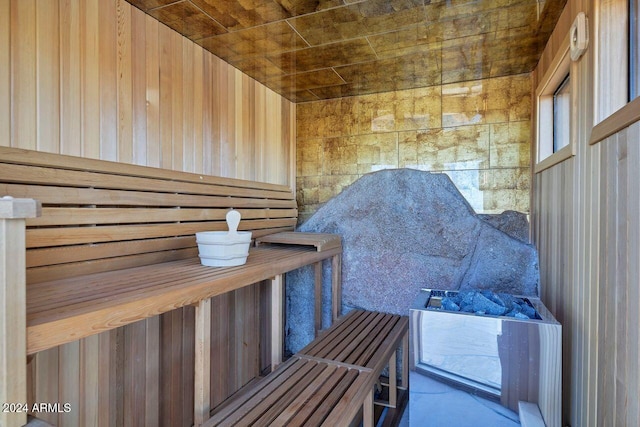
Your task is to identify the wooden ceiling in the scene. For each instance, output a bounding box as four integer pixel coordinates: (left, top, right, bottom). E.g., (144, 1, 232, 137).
(126, 0, 566, 102)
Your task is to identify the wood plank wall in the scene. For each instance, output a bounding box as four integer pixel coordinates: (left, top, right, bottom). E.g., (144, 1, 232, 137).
(0, 0, 295, 184)
(532, 1, 640, 426)
(1, 0, 296, 425)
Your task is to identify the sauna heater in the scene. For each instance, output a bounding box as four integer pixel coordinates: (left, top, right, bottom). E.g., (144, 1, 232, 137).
(409, 289, 561, 426)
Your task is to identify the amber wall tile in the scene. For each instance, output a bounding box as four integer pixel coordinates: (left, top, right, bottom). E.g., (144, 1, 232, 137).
(296, 97, 358, 139)
(489, 121, 531, 168)
(297, 138, 324, 176)
(296, 174, 359, 223)
(351, 133, 398, 173)
(356, 86, 441, 134)
(445, 168, 530, 214)
(399, 125, 490, 171)
(441, 74, 531, 127)
(296, 73, 533, 222)
(323, 137, 357, 175)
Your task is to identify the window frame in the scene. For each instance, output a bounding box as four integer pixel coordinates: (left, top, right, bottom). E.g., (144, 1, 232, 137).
(590, 0, 640, 145)
(535, 34, 575, 173)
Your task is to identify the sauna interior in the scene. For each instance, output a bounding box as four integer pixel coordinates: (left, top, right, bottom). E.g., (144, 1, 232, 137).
(1, 0, 638, 426)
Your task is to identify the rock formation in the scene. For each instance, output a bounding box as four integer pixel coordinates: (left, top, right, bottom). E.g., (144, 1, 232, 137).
(286, 169, 539, 353)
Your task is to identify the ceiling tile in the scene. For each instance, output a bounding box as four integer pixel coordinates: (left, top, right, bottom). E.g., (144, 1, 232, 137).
(313, 51, 442, 98)
(190, 0, 347, 32)
(147, 1, 227, 39)
(287, 90, 322, 102)
(289, 0, 426, 46)
(308, 84, 361, 99)
(335, 51, 441, 87)
(495, 3, 538, 31)
(128, 0, 178, 12)
(428, 0, 530, 22)
(367, 24, 437, 59)
(191, 0, 289, 31)
(267, 69, 346, 92)
(272, 87, 324, 102)
(198, 21, 308, 61)
(267, 38, 377, 74)
(228, 56, 288, 82)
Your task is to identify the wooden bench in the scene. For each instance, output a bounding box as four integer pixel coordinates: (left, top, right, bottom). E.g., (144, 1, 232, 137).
(0, 147, 343, 426)
(204, 310, 409, 427)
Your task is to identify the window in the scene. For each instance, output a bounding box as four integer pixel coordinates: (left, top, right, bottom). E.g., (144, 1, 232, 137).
(591, 0, 640, 144)
(553, 75, 571, 152)
(536, 35, 574, 172)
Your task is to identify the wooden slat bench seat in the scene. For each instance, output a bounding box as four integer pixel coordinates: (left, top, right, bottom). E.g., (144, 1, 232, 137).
(203, 357, 372, 427)
(204, 309, 409, 427)
(26, 245, 340, 354)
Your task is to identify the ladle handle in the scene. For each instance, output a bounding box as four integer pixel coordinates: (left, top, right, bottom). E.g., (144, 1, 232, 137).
(226, 210, 241, 234)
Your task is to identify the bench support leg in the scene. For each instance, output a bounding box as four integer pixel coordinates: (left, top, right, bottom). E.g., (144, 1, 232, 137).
(331, 254, 342, 322)
(270, 274, 284, 372)
(363, 388, 374, 427)
(314, 262, 322, 337)
(0, 197, 40, 427)
(402, 332, 409, 390)
(389, 350, 397, 408)
(194, 298, 211, 426)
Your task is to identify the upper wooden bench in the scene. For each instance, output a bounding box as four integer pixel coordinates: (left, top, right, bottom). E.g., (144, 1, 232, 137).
(1, 147, 345, 426)
(0, 147, 341, 357)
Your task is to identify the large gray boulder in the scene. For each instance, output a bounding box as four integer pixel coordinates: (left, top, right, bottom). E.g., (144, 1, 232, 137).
(285, 169, 539, 353)
(479, 210, 531, 243)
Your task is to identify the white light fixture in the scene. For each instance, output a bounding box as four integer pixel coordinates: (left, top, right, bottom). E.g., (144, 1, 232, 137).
(570, 12, 589, 61)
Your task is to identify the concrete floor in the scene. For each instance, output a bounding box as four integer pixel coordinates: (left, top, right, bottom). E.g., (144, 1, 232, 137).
(404, 373, 521, 426)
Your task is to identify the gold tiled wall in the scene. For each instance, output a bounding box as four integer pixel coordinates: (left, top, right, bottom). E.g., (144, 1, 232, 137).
(296, 74, 531, 223)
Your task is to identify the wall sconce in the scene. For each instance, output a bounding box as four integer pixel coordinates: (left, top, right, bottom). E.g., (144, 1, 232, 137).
(570, 12, 589, 61)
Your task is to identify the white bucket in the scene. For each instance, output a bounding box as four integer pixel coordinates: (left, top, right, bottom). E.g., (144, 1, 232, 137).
(196, 210, 252, 267)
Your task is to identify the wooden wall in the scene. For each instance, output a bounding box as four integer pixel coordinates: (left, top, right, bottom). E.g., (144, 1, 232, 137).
(532, 0, 640, 426)
(0, 0, 295, 184)
(1, 0, 296, 425)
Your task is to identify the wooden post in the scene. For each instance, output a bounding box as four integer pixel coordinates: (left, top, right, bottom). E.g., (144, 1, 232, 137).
(314, 262, 322, 336)
(331, 254, 341, 322)
(269, 275, 284, 372)
(363, 388, 374, 427)
(388, 350, 397, 408)
(194, 298, 211, 426)
(0, 196, 40, 427)
(401, 332, 409, 390)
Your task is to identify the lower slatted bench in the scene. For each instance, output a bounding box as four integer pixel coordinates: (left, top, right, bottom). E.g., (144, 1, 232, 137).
(204, 310, 409, 427)
(298, 309, 409, 417)
(203, 358, 371, 427)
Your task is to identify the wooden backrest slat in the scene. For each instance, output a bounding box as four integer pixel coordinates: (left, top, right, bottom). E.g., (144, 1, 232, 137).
(28, 208, 297, 227)
(0, 163, 292, 200)
(26, 227, 295, 284)
(0, 146, 288, 192)
(27, 250, 197, 285)
(0, 184, 297, 208)
(27, 218, 297, 248)
(0, 147, 297, 282)
(27, 238, 191, 269)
